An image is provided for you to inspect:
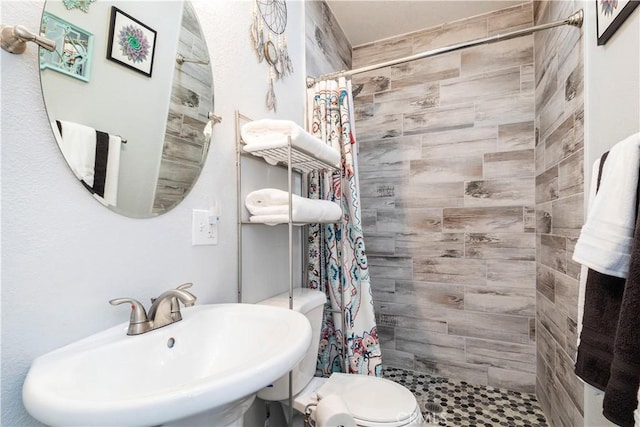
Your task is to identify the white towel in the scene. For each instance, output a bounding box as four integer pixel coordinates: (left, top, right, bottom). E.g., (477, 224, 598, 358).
(573, 132, 640, 278)
(249, 215, 298, 226)
(636, 385, 640, 427)
(241, 119, 341, 168)
(53, 120, 97, 186)
(577, 158, 601, 343)
(245, 188, 342, 225)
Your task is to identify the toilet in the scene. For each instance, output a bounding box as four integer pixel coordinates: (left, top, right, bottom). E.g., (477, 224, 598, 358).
(257, 288, 425, 426)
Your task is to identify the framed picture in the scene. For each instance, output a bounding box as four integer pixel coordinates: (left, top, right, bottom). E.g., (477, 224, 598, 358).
(106, 7, 157, 77)
(596, 0, 640, 45)
(39, 12, 94, 82)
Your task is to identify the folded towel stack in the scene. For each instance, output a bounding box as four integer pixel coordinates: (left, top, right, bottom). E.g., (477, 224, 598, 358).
(245, 188, 342, 225)
(241, 119, 341, 168)
(573, 132, 640, 278)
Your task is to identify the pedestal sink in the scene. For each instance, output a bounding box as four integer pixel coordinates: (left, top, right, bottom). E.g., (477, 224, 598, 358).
(23, 303, 312, 426)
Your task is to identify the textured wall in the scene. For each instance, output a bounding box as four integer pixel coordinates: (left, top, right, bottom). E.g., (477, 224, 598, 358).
(533, 1, 585, 425)
(352, 3, 538, 392)
(1, 0, 306, 424)
(305, 0, 351, 78)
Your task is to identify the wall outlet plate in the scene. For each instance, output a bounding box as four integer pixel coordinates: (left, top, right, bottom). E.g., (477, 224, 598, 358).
(192, 209, 217, 245)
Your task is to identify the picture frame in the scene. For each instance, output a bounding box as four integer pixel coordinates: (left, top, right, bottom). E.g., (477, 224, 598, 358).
(596, 0, 640, 45)
(106, 6, 157, 77)
(39, 12, 94, 82)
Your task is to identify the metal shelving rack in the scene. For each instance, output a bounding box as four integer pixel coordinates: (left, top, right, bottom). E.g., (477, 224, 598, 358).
(235, 111, 345, 426)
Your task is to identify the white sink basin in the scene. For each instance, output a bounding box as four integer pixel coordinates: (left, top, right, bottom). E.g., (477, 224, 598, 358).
(23, 303, 312, 426)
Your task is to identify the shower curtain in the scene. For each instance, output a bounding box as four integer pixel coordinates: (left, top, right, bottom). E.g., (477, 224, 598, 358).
(306, 77, 382, 377)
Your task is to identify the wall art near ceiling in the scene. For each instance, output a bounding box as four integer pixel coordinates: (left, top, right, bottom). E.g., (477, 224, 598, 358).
(596, 0, 640, 45)
(250, 0, 293, 111)
(107, 7, 157, 77)
(39, 12, 94, 82)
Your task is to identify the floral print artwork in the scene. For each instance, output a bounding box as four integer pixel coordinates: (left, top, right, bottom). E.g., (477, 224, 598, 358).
(600, 0, 619, 15)
(307, 78, 382, 378)
(118, 25, 150, 64)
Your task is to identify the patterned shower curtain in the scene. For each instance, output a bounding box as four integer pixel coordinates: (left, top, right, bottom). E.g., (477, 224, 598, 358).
(306, 77, 382, 377)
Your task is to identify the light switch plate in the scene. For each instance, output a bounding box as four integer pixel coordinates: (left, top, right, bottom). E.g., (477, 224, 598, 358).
(192, 209, 217, 245)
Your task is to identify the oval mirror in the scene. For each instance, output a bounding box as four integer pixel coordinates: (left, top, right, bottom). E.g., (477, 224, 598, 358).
(39, 0, 214, 218)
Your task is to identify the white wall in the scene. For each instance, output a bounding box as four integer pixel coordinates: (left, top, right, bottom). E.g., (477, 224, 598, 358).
(584, 0, 640, 187)
(0, 0, 305, 425)
(582, 1, 640, 425)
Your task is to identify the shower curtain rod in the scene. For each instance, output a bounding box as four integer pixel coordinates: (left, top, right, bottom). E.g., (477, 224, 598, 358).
(306, 9, 583, 87)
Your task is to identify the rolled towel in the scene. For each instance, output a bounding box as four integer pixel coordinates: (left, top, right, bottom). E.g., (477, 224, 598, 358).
(573, 132, 640, 278)
(241, 119, 340, 168)
(245, 188, 341, 225)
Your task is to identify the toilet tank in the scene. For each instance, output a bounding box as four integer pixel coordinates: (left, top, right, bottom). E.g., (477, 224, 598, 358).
(256, 288, 327, 401)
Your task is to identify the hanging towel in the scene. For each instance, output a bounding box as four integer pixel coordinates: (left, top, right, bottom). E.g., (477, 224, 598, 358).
(603, 211, 640, 426)
(573, 135, 640, 426)
(574, 268, 626, 390)
(635, 388, 640, 426)
(245, 188, 342, 225)
(54, 120, 97, 186)
(92, 130, 110, 198)
(575, 153, 627, 390)
(573, 132, 640, 278)
(577, 158, 603, 342)
(241, 119, 341, 168)
(95, 134, 121, 207)
(55, 120, 122, 206)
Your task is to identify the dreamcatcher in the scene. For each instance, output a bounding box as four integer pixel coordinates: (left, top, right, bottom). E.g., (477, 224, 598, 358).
(250, 0, 293, 112)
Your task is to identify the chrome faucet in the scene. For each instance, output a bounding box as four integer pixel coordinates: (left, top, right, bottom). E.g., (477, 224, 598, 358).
(148, 286, 197, 329)
(109, 283, 197, 335)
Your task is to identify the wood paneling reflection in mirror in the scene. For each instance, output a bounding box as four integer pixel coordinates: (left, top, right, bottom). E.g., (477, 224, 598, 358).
(153, 2, 213, 215)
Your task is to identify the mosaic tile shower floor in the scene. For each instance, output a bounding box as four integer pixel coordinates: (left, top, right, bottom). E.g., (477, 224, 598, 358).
(385, 367, 548, 426)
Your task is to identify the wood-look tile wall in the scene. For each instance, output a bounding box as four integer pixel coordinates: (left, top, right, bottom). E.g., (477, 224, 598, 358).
(352, 3, 538, 393)
(305, 0, 351, 78)
(153, 2, 213, 215)
(533, 1, 584, 425)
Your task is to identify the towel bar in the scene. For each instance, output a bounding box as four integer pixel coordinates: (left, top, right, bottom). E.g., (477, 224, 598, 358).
(176, 53, 210, 65)
(1, 24, 56, 54)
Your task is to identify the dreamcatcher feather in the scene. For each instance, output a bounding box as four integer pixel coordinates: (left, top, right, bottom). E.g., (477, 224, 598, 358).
(250, 0, 292, 112)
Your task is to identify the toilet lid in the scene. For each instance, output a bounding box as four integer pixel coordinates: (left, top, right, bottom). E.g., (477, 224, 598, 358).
(318, 374, 418, 425)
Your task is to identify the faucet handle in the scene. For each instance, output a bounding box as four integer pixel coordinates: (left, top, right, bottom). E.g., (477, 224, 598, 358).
(169, 284, 196, 322)
(174, 283, 196, 308)
(150, 283, 193, 304)
(109, 298, 151, 335)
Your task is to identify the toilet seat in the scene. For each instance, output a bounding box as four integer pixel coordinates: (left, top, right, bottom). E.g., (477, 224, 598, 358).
(316, 373, 421, 427)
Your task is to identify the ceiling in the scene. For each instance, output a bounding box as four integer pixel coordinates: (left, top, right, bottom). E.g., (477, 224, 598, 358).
(325, 1, 525, 47)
